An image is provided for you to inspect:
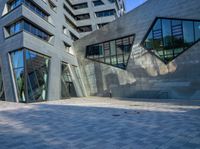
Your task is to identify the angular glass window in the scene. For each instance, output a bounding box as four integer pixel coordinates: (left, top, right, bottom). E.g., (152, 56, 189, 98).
(10, 49, 50, 103)
(142, 18, 200, 64)
(86, 35, 135, 69)
(61, 63, 77, 99)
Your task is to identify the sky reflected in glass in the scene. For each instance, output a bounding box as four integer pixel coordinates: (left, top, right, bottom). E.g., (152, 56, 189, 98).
(125, 0, 147, 12)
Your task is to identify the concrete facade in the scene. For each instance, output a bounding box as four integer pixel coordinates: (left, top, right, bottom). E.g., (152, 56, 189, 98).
(0, 0, 124, 102)
(73, 0, 200, 100)
(63, 0, 125, 38)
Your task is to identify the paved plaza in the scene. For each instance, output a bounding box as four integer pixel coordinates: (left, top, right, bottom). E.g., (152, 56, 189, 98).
(0, 97, 200, 149)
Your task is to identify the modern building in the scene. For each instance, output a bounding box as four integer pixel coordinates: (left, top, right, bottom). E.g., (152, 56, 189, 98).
(1, 0, 200, 103)
(63, 0, 125, 38)
(73, 0, 200, 100)
(0, 0, 124, 103)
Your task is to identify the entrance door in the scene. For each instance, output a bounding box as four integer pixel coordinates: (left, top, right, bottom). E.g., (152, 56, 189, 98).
(61, 62, 77, 99)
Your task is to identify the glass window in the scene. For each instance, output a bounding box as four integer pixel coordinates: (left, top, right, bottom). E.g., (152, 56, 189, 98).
(183, 21, 194, 46)
(162, 19, 173, 48)
(7, 20, 50, 41)
(110, 41, 116, 56)
(26, 50, 49, 102)
(61, 63, 77, 99)
(73, 2, 88, 9)
(77, 25, 92, 32)
(14, 68, 25, 102)
(11, 50, 24, 68)
(153, 19, 161, 30)
(142, 18, 200, 64)
(194, 22, 200, 41)
(24, 21, 30, 31)
(8, 0, 49, 20)
(86, 35, 135, 69)
(93, 0, 104, 6)
(95, 9, 116, 17)
(10, 49, 50, 103)
(0, 65, 5, 100)
(15, 22, 21, 32)
(144, 31, 153, 50)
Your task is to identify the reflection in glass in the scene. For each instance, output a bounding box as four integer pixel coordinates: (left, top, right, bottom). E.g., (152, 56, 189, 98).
(86, 35, 134, 69)
(14, 68, 25, 102)
(7, 20, 50, 41)
(183, 21, 194, 46)
(61, 63, 77, 99)
(8, 0, 48, 20)
(194, 22, 200, 41)
(11, 49, 49, 103)
(143, 18, 200, 63)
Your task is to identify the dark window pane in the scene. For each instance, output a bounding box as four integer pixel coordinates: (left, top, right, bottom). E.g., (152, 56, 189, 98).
(142, 18, 200, 63)
(61, 63, 76, 98)
(8, 0, 49, 20)
(194, 22, 200, 41)
(111, 56, 117, 65)
(144, 31, 153, 49)
(26, 50, 49, 101)
(10, 49, 49, 103)
(14, 68, 25, 102)
(153, 19, 161, 30)
(11, 50, 24, 68)
(183, 21, 194, 46)
(162, 19, 173, 49)
(86, 35, 134, 69)
(110, 41, 116, 56)
(24, 21, 30, 31)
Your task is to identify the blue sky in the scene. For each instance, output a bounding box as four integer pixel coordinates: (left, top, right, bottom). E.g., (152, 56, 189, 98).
(125, 0, 147, 12)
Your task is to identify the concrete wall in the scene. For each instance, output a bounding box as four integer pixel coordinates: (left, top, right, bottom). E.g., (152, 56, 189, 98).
(73, 0, 200, 100)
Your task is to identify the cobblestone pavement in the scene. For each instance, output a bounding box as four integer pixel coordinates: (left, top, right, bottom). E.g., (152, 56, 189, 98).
(0, 97, 200, 149)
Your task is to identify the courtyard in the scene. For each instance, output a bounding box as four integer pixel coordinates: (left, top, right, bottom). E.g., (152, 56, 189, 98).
(0, 97, 200, 149)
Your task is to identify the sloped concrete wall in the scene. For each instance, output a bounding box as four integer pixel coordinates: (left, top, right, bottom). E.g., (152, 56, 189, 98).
(73, 0, 200, 100)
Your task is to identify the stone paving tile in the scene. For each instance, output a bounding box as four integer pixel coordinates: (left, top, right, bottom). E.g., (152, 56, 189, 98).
(0, 98, 200, 149)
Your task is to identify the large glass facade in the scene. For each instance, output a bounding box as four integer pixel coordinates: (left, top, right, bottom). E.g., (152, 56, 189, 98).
(142, 17, 200, 63)
(61, 62, 77, 99)
(11, 49, 49, 103)
(86, 35, 135, 69)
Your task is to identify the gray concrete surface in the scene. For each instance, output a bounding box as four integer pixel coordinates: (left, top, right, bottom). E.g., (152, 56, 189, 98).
(0, 97, 200, 149)
(74, 0, 200, 100)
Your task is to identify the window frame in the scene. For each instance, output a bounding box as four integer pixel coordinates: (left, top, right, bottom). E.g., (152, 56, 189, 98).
(85, 34, 135, 70)
(10, 48, 50, 103)
(141, 17, 200, 64)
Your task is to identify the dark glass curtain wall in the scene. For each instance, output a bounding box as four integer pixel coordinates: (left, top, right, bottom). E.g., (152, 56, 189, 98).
(61, 62, 77, 99)
(11, 49, 49, 103)
(142, 17, 200, 64)
(86, 35, 135, 69)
